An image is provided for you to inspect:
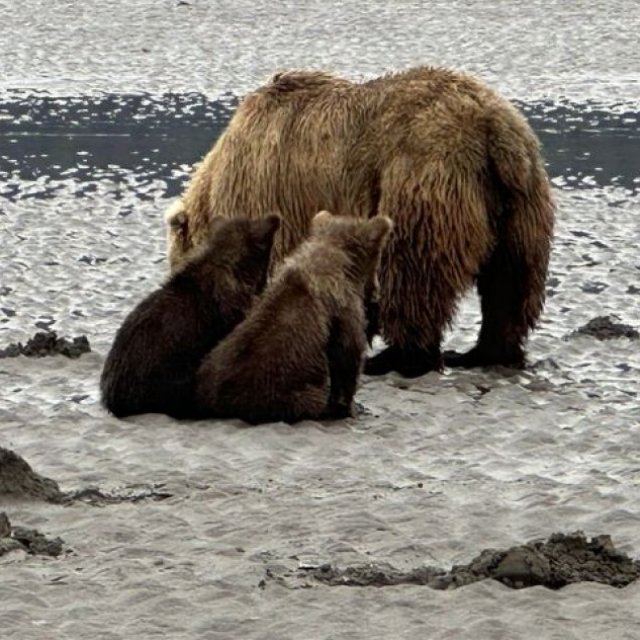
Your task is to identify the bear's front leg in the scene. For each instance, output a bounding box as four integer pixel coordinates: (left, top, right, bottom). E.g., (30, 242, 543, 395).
(321, 401, 353, 421)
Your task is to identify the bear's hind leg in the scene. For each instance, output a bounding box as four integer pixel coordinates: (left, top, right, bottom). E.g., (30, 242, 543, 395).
(444, 234, 545, 369)
(445, 153, 554, 370)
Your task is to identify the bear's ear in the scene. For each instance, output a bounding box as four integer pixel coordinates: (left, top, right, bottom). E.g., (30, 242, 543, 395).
(311, 210, 335, 231)
(367, 216, 393, 247)
(165, 200, 187, 231)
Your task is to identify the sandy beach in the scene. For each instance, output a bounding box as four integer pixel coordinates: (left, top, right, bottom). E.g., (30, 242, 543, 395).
(1, 1, 640, 638)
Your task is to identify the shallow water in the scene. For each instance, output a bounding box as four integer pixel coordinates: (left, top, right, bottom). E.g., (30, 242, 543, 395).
(1, 1, 640, 639)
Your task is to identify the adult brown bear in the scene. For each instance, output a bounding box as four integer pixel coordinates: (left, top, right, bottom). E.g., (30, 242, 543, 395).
(166, 66, 555, 377)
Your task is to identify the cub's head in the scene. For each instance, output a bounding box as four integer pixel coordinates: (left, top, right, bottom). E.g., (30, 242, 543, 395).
(311, 212, 392, 341)
(194, 214, 281, 295)
(310, 211, 393, 285)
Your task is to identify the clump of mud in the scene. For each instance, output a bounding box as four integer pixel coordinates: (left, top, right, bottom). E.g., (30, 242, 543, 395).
(304, 532, 640, 590)
(0, 447, 172, 506)
(0, 330, 91, 358)
(0, 512, 65, 557)
(570, 315, 639, 340)
(0, 447, 64, 503)
(310, 562, 440, 587)
(65, 485, 173, 506)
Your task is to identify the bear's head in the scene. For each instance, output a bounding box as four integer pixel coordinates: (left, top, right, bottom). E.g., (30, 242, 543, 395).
(165, 199, 192, 272)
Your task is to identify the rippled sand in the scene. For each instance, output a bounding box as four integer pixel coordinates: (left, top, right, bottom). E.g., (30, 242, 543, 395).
(1, 2, 640, 638)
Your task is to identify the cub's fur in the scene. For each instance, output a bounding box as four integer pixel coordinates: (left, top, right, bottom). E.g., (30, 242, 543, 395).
(196, 212, 393, 424)
(100, 215, 280, 418)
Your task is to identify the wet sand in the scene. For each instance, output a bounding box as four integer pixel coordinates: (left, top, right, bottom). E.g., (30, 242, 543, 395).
(1, 1, 640, 638)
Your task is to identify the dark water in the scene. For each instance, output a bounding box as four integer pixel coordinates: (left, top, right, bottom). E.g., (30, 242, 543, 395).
(1, 93, 638, 204)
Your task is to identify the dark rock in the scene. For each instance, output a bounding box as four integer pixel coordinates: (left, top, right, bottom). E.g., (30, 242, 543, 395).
(0, 447, 64, 503)
(570, 316, 639, 341)
(0, 330, 91, 359)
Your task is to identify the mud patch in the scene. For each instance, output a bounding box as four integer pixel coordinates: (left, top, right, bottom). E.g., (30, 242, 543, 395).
(0, 512, 66, 557)
(0, 448, 173, 505)
(0, 330, 91, 358)
(64, 485, 173, 506)
(287, 532, 640, 590)
(569, 316, 639, 340)
(308, 563, 441, 587)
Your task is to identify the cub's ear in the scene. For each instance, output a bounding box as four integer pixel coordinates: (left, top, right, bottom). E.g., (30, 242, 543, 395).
(262, 213, 282, 235)
(367, 216, 393, 246)
(253, 214, 281, 244)
(311, 210, 335, 231)
(208, 215, 230, 237)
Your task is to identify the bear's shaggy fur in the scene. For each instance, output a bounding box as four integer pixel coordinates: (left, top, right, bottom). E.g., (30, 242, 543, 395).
(100, 215, 280, 418)
(195, 212, 393, 424)
(166, 66, 555, 376)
